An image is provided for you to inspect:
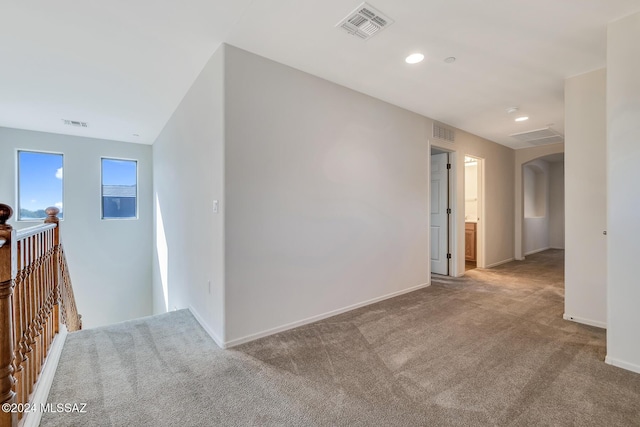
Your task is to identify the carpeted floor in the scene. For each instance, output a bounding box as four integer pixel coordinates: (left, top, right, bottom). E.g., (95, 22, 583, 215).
(42, 250, 640, 426)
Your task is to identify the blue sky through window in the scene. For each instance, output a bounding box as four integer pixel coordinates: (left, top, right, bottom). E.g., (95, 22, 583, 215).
(18, 151, 63, 219)
(102, 158, 137, 186)
(102, 158, 137, 219)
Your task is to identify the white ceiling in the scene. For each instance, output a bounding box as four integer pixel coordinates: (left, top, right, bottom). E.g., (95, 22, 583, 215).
(2, 1, 639, 149)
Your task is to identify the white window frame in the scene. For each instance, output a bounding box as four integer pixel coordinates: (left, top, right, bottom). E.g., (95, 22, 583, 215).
(16, 149, 65, 222)
(100, 157, 139, 220)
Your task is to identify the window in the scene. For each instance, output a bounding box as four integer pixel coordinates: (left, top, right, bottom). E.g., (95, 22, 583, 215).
(101, 158, 137, 219)
(18, 151, 64, 220)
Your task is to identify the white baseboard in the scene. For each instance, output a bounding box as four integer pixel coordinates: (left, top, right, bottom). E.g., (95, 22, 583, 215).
(224, 282, 432, 348)
(524, 247, 551, 256)
(563, 313, 607, 329)
(188, 306, 225, 349)
(486, 258, 515, 268)
(605, 356, 640, 375)
(21, 326, 68, 427)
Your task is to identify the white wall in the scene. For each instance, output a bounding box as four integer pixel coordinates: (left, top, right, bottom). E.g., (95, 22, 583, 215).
(523, 165, 537, 218)
(465, 162, 478, 222)
(564, 69, 607, 329)
(223, 45, 430, 344)
(433, 132, 515, 273)
(0, 127, 153, 328)
(152, 45, 226, 344)
(606, 12, 640, 374)
(523, 162, 547, 218)
(523, 160, 550, 255)
(523, 217, 548, 255)
(549, 161, 565, 249)
(151, 44, 515, 346)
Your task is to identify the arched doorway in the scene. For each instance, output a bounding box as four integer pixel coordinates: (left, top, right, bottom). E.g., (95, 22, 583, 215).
(514, 145, 564, 260)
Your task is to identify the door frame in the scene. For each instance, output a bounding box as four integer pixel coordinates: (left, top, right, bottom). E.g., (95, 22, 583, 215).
(430, 145, 457, 276)
(464, 154, 486, 269)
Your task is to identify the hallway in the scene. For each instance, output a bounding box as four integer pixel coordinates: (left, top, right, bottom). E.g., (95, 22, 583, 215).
(42, 250, 640, 426)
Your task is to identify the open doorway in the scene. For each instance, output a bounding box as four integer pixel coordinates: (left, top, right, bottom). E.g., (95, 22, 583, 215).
(521, 154, 565, 257)
(464, 155, 484, 271)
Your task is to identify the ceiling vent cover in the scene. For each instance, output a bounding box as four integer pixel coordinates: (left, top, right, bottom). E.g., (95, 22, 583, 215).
(63, 119, 88, 128)
(336, 2, 394, 40)
(433, 123, 455, 143)
(510, 127, 564, 146)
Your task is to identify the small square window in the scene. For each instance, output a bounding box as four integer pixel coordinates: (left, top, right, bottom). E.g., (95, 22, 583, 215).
(18, 151, 64, 221)
(101, 158, 137, 219)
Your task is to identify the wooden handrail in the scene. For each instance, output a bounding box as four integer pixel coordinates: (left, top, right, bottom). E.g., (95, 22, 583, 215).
(15, 224, 57, 240)
(0, 204, 81, 427)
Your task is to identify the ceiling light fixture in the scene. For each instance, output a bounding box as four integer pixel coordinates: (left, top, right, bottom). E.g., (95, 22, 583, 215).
(405, 53, 424, 64)
(444, 57, 456, 64)
(515, 116, 529, 122)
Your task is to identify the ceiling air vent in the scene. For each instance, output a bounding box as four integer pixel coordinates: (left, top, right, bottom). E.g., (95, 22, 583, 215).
(336, 2, 394, 40)
(433, 123, 455, 143)
(510, 127, 563, 146)
(63, 119, 88, 128)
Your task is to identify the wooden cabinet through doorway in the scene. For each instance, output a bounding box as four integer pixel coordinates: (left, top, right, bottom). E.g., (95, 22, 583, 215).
(465, 222, 477, 262)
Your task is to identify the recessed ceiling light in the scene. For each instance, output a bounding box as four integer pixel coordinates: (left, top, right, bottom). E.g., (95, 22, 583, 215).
(506, 107, 519, 114)
(515, 116, 529, 122)
(405, 53, 424, 64)
(444, 56, 456, 63)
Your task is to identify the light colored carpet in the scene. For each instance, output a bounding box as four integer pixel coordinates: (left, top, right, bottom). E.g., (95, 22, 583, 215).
(42, 250, 640, 426)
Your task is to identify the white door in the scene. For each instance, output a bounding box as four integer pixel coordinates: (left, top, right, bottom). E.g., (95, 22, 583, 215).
(431, 153, 449, 275)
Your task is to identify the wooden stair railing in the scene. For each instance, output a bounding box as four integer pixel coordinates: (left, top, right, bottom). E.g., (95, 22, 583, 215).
(0, 204, 81, 427)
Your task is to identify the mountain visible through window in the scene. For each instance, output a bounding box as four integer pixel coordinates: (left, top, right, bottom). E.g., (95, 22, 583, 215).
(18, 151, 64, 220)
